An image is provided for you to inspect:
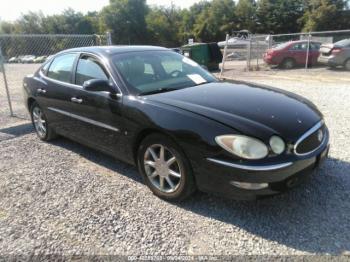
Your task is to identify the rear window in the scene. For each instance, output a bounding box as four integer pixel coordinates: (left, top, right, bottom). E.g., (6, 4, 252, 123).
(47, 53, 77, 83)
(335, 39, 350, 47)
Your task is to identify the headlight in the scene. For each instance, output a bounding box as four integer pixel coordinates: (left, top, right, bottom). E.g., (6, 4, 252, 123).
(215, 135, 268, 159)
(269, 135, 285, 154)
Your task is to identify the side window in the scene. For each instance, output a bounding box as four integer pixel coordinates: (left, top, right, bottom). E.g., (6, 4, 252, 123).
(300, 43, 308, 50)
(289, 44, 298, 50)
(75, 56, 109, 86)
(311, 43, 321, 50)
(47, 54, 77, 83)
(290, 43, 302, 50)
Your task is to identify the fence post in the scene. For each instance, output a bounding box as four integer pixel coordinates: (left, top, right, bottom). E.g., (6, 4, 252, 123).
(268, 34, 273, 49)
(0, 46, 14, 117)
(247, 38, 252, 71)
(256, 37, 259, 69)
(106, 32, 113, 46)
(219, 34, 229, 79)
(305, 32, 311, 70)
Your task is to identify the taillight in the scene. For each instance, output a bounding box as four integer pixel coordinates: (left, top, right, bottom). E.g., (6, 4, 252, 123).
(332, 48, 342, 54)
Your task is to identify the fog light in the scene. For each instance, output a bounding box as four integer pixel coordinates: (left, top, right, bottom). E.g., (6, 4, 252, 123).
(230, 181, 268, 190)
(269, 135, 285, 155)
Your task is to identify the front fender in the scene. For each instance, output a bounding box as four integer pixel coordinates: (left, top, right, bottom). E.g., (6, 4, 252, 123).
(121, 95, 236, 168)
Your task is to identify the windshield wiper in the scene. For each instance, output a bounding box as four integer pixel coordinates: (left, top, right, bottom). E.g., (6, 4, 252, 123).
(139, 87, 179, 96)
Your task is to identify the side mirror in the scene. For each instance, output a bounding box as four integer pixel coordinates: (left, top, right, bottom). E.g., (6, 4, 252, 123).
(83, 79, 115, 93)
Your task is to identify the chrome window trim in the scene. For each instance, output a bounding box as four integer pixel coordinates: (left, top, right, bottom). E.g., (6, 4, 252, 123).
(41, 51, 123, 95)
(294, 120, 326, 156)
(40, 70, 82, 89)
(48, 107, 120, 133)
(206, 158, 293, 171)
(76, 52, 123, 95)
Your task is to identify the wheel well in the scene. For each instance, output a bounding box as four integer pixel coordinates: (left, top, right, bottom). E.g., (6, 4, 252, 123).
(27, 97, 36, 110)
(283, 57, 295, 63)
(132, 128, 196, 186)
(132, 129, 166, 164)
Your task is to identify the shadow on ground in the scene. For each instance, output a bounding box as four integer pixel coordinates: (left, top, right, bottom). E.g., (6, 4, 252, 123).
(50, 137, 143, 184)
(51, 135, 350, 254)
(181, 157, 350, 255)
(2, 122, 349, 254)
(0, 122, 33, 141)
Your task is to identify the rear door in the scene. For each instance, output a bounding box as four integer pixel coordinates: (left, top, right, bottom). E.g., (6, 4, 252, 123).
(37, 53, 80, 135)
(288, 42, 307, 65)
(309, 42, 321, 64)
(67, 53, 125, 157)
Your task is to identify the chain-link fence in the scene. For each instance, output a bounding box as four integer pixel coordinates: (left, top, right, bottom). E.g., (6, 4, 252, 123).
(220, 29, 350, 80)
(0, 33, 111, 118)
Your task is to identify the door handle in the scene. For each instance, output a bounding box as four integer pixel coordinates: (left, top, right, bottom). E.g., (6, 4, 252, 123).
(71, 97, 83, 104)
(37, 88, 46, 94)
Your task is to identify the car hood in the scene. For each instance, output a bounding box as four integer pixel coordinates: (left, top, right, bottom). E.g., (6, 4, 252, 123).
(146, 82, 322, 142)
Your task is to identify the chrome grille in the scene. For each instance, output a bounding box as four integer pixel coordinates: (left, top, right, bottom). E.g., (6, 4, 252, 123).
(294, 121, 326, 156)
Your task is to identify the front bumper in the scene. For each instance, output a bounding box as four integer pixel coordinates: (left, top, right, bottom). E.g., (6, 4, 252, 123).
(194, 142, 330, 200)
(263, 55, 279, 66)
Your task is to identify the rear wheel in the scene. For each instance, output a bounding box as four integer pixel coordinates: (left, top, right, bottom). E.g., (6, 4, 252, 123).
(137, 134, 195, 201)
(281, 58, 296, 69)
(30, 102, 56, 141)
(344, 59, 350, 71)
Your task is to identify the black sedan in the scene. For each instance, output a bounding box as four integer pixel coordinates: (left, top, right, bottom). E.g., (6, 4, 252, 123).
(23, 46, 329, 201)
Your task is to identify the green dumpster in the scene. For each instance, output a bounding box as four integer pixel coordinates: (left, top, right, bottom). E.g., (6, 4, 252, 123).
(181, 42, 222, 71)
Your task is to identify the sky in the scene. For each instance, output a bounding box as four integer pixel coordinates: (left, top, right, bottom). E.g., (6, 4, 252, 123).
(0, 0, 202, 21)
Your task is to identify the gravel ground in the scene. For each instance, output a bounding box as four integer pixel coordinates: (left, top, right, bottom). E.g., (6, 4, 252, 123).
(0, 65, 350, 256)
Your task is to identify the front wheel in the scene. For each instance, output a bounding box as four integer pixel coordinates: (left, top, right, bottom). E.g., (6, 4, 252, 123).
(30, 102, 57, 141)
(280, 58, 295, 69)
(137, 134, 195, 202)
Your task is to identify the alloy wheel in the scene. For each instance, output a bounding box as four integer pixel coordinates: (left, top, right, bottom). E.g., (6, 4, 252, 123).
(143, 144, 182, 193)
(32, 106, 47, 138)
(283, 59, 295, 69)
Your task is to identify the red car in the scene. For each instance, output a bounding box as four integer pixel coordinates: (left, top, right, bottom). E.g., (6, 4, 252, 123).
(263, 40, 321, 69)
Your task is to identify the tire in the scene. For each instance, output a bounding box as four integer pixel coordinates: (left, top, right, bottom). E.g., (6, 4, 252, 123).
(280, 58, 296, 69)
(30, 102, 57, 141)
(137, 133, 196, 202)
(344, 59, 350, 71)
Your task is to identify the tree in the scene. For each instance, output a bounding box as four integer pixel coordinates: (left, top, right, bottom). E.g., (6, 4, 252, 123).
(301, 0, 349, 31)
(256, 0, 305, 34)
(42, 9, 97, 34)
(179, 1, 211, 43)
(100, 0, 149, 44)
(0, 21, 16, 34)
(146, 5, 183, 47)
(235, 0, 257, 32)
(14, 11, 46, 34)
(193, 0, 237, 42)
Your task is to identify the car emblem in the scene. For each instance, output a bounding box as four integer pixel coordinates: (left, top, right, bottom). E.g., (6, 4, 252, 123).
(317, 129, 323, 142)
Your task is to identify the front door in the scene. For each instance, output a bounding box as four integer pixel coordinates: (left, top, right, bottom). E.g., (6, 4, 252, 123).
(67, 54, 125, 158)
(289, 42, 307, 65)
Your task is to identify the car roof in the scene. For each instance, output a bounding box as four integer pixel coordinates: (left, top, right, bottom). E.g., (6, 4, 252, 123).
(58, 45, 169, 57)
(288, 40, 320, 44)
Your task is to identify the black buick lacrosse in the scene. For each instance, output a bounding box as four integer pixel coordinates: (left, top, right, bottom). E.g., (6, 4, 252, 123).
(23, 46, 329, 201)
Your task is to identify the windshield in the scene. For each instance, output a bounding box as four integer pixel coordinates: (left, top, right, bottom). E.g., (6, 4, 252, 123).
(273, 42, 291, 50)
(111, 51, 217, 95)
